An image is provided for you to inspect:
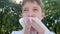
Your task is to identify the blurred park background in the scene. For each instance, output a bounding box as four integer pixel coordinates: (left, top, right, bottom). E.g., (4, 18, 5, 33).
(0, 0, 60, 34)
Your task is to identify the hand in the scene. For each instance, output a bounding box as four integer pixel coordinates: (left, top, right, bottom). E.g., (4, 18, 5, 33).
(31, 20, 45, 34)
(24, 19, 31, 34)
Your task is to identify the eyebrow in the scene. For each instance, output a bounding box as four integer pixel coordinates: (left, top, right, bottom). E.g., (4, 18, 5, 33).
(23, 7, 29, 10)
(33, 7, 39, 9)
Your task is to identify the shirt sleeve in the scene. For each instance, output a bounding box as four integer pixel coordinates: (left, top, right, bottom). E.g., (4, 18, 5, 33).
(44, 30, 55, 34)
(11, 30, 24, 34)
(11, 31, 18, 34)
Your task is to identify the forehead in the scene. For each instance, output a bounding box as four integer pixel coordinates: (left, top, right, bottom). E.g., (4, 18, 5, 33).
(22, 1, 40, 8)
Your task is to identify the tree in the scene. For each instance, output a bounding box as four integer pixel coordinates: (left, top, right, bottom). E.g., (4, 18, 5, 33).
(0, 0, 22, 34)
(42, 0, 60, 34)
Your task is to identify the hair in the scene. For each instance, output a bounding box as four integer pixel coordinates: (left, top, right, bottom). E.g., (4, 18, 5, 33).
(22, 0, 44, 11)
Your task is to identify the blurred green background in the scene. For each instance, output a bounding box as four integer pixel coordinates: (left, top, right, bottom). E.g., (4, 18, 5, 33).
(0, 0, 60, 34)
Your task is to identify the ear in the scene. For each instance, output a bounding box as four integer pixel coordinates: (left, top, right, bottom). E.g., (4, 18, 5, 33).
(42, 12, 45, 17)
(41, 12, 45, 20)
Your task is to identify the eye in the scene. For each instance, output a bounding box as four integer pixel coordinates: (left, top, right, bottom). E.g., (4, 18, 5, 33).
(33, 9, 39, 12)
(24, 9, 28, 11)
(23, 9, 29, 13)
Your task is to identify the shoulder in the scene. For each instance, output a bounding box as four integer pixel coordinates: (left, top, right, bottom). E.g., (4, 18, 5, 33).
(11, 30, 24, 34)
(44, 30, 55, 34)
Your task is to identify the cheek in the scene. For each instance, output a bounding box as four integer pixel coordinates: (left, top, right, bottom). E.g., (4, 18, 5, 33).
(22, 13, 28, 17)
(35, 13, 43, 19)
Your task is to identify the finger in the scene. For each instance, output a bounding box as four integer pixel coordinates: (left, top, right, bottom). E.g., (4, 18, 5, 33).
(27, 19, 31, 28)
(31, 20, 45, 32)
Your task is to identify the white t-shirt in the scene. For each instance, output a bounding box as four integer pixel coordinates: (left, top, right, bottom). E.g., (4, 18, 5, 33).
(11, 30, 55, 34)
(11, 17, 55, 34)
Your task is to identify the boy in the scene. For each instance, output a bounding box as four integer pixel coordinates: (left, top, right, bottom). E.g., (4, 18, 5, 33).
(11, 0, 55, 34)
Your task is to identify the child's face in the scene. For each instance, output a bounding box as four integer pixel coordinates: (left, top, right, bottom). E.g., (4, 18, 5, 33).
(22, 1, 45, 20)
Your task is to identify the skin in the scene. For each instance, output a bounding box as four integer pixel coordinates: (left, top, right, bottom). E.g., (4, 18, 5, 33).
(22, 1, 45, 34)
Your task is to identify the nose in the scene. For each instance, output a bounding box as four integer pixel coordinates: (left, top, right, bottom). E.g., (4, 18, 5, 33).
(28, 11, 35, 17)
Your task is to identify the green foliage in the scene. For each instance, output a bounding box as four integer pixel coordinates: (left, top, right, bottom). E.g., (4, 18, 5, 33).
(0, 0, 22, 34)
(0, 0, 60, 34)
(42, 0, 60, 34)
